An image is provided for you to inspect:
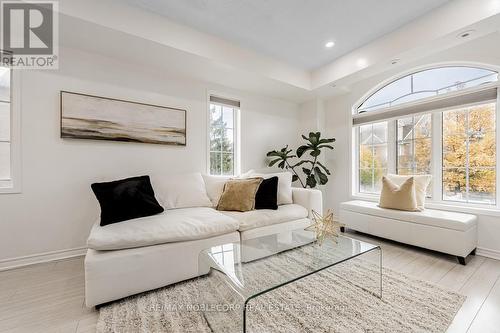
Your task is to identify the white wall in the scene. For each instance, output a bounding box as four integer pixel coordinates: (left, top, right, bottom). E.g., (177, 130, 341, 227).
(323, 32, 500, 258)
(0, 47, 300, 264)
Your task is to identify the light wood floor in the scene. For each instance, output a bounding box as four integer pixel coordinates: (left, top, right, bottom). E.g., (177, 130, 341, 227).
(1, 231, 500, 333)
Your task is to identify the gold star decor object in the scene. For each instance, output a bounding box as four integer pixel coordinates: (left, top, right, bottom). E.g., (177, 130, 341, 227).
(305, 209, 345, 245)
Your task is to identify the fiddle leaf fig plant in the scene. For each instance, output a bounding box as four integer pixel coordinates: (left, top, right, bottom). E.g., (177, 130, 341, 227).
(266, 132, 335, 189)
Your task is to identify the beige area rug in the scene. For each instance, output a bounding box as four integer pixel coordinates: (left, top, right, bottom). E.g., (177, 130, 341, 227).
(97, 246, 465, 333)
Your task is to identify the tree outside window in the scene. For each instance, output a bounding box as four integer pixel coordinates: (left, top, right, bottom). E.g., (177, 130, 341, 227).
(442, 103, 496, 204)
(209, 103, 236, 175)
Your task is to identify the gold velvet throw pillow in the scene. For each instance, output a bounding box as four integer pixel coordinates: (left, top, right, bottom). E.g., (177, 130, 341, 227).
(379, 176, 418, 211)
(217, 178, 263, 212)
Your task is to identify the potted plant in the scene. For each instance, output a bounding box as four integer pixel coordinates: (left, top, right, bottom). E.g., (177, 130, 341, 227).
(266, 132, 335, 188)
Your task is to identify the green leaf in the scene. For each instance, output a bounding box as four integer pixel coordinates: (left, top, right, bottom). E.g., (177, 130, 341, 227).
(314, 167, 328, 185)
(318, 138, 335, 144)
(316, 161, 331, 175)
(306, 174, 317, 188)
(278, 161, 285, 169)
(292, 174, 299, 182)
(266, 150, 281, 157)
(310, 149, 321, 157)
(268, 158, 282, 167)
(296, 145, 311, 158)
(302, 167, 311, 175)
(317, 144, 334, 150)
(308, 132, 320, 145)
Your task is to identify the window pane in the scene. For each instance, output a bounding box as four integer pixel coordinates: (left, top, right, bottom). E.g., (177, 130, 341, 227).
(0, 142, 10, 180)
(373, 169, 387, 193)
(359, 124, 372, 143)
(443, 168, 466, 202)
(359, 145, 373, 168)
(210, 104, 222, 123)
(358, 121, 387, 194)
(443, 134, 466, 168)
(0, 68, 9, 101)
(397, 115, 432, 178)
(359, 169, 372, 193)
(397, 118, 413, 140)
(414, 114, 432, 139)
(210, 152, 221, 175)
(415, 138, 431, 171)
(210, 129, 222, 151)
(373, 145, 387, 169)
(469, 132, 495, 167)
(222, 107, 234, 128)
(224, 129, 234, 152)
(0, 102, 10, 141)
(372, 122, 387, 143)
(359, 67, 498, 113)
(222, 153, 234, 176)
(469, 168, 496, 204)
(443, 109, 466, 136)
(469, 103, 495, 133)
(442, 103, 496, 205)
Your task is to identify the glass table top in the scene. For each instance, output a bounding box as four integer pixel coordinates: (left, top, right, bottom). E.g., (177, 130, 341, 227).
(199, 229, 380, 299)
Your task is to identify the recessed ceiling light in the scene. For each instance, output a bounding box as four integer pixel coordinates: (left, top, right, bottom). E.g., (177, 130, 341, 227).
(325, 41, 335, 48)
(457, 30, 475, 39)
(357, 58, 367, 68)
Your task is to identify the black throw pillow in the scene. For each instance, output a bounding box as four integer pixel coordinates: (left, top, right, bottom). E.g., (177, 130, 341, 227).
(91, 175, 164, 226)
(255, 176, 279, 210)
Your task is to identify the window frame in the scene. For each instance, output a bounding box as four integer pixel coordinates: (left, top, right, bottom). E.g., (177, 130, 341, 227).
(0, 68, 21, 194)
(350, 63, 500, 215)
(206, 92, 241, 176)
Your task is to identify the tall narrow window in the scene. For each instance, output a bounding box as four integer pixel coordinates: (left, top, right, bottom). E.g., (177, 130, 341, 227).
(442, 103, 496, 204)
(0, 66, 11, 186)
(397, 114, 432, 196)
(209, 96, 239, 176)
(358, 122, 388, 193)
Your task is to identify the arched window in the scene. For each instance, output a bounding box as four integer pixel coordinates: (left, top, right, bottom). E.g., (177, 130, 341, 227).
(358, 66, 498, 113)
(353, 65, 499, 207)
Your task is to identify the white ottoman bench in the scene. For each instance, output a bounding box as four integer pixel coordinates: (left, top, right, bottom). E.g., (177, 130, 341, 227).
(339, 200, 477, 265)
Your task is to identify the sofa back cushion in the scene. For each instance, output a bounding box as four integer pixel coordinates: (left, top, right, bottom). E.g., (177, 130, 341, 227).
(156, 172, 213, 209)
(91, 175, 164, 226)
(243, 171, 293, 205)
(202, 174, 230, 207)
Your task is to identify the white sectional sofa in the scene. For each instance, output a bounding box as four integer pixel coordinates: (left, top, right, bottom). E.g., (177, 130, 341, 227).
(339, 200, 477, 264)
(84, 173, 322, 307)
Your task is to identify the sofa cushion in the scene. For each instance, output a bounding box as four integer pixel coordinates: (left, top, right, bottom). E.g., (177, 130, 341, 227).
(155, 173, 213, 209)
(91, 175, 164, 226)
(340, 200, 476, 232)
(202, 174, 230, 206)
(222, 204, 308, 231)
(217, 178, 263, 212)
(87, 207, 239, 250)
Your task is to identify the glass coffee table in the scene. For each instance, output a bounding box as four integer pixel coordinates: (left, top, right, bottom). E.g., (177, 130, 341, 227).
(198, 229, 382, 332)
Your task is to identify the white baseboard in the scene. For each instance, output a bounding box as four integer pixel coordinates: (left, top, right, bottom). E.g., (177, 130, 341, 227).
(477, 247, 500, 261)
(0, 247, 87, 271)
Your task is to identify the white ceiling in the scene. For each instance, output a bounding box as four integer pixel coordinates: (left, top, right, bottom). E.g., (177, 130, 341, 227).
(125, 0, 449, 70)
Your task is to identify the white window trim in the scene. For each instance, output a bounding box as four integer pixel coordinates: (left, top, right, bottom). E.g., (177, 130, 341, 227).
(206, 91, 241, 176)
(0, 69, 21, 194)
(349, 66, 500, 216)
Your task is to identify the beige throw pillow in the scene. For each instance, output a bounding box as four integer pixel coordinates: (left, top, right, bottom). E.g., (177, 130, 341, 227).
(386, 174, 431, 211)
(379, 176, 418, 211)
(217, 178, 263, 212)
